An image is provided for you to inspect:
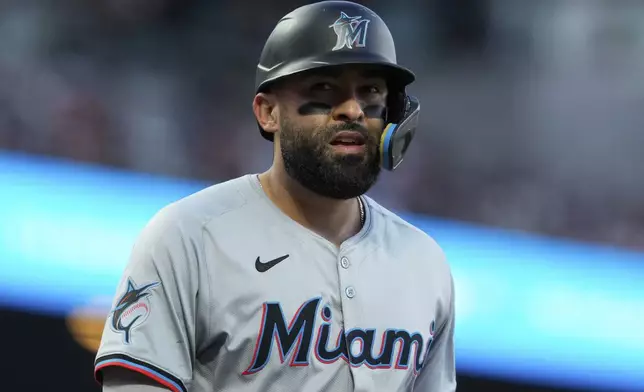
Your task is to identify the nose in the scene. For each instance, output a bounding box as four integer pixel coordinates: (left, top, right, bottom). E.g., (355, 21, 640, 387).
(331, 97, 365, 123)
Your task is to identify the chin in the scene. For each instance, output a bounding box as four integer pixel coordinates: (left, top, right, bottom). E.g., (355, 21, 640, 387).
(319, 166, 381, 199)
(281, 144, 380, 199)
(290, 165, 379, 199)
(316, 183, 374, 200)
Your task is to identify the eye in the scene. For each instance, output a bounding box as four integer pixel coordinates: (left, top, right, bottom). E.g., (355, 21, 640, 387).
(310, 82, 334, 92)
(361, 85, 382, 95)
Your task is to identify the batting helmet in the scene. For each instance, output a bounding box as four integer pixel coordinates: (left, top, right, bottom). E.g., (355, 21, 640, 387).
(255, 0, 420, 171)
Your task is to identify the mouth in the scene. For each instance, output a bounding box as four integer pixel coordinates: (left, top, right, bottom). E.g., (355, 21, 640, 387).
(329, 131, 366, 151)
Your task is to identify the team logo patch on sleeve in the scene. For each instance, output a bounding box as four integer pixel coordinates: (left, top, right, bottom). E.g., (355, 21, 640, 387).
(109, 277, 159, 344)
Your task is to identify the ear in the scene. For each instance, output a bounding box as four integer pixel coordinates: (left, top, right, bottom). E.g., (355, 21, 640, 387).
(253, 93, 279, 135)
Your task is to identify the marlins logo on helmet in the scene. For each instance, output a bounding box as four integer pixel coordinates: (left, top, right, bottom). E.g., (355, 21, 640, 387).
(109, 278, 159, 344)
(329, 12, 371, 51)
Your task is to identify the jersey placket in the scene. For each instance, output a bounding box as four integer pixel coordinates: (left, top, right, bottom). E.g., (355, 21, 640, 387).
(336, 249, 375, 392)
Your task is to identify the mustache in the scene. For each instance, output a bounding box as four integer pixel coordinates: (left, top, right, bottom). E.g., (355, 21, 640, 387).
(326, 123, 373, 142)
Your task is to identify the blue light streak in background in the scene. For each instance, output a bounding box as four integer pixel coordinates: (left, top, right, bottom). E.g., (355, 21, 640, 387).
(1, 151, 643, 390)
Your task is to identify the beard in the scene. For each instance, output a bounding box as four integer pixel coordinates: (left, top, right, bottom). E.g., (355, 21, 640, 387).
(279, 116, 381, 200)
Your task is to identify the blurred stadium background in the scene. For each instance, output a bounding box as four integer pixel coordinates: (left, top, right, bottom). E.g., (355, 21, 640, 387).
(1, 0, 644, 391)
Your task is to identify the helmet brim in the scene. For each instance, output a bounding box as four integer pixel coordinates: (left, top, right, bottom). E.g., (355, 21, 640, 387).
(256, 51, 415, 93)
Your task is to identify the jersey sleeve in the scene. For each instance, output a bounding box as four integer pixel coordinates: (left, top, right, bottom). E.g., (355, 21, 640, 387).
(94, 205, 203, 392)
(102, 367, 178, 392)
(413, 274, 457, 392)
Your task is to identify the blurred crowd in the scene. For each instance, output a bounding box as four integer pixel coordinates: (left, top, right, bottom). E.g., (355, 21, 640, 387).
(1, 0, 643, 250)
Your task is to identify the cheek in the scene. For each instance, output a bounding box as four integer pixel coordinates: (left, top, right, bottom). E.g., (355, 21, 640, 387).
(367, 118, 385, 134)
(365, 120, 385, 147)
(281, 116, 324, 143)
(363, 104, 387, 119)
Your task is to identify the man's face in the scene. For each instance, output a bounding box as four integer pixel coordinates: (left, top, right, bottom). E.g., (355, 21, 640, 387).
(275, 66, 388, 199)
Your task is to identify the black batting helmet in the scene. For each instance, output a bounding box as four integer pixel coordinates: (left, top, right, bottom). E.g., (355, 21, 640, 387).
(255, 0, 420, 171)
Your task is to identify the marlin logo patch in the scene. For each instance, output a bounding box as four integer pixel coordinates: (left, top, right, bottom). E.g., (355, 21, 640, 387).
(329, 12, 371, 51)
(110, 278, 159, 344)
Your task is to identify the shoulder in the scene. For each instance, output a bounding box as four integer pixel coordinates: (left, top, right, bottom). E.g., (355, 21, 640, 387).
(365, 197, 452, 279)
(136, 175, 260, 249)
(365, 197, 455, 321)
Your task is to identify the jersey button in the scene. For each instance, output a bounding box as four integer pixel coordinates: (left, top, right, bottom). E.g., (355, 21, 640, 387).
(345, 286, 356, 298)
(340, 256, 350, 269)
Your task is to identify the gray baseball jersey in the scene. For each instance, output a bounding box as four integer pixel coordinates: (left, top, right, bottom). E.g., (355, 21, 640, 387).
(94, 174, 456, 392)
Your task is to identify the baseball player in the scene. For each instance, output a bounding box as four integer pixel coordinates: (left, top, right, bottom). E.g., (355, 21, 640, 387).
(94, 1, 456, 391)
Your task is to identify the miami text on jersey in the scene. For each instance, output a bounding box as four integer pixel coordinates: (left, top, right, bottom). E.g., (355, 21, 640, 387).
(242, 297, 435, 375)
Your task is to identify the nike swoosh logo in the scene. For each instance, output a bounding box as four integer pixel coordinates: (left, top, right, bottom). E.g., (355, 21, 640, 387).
(255, 254, 290, 273)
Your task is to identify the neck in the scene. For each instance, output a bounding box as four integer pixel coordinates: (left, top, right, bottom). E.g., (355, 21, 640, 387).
(259, 168, 363, 247)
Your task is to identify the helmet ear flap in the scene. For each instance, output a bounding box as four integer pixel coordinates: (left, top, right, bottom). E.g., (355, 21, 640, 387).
(380, 92, 419, 171)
